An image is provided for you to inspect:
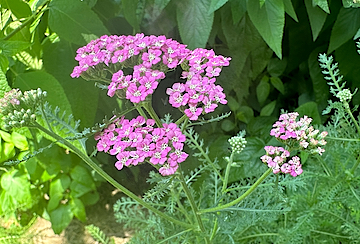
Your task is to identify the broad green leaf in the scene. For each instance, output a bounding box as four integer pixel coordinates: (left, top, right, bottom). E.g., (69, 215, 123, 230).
(283, 0, 298, 22)
(152, 0, 171, 19)
(236, 105, 254, 124)
(0, 53, 9, 73)
(177, 0, 214, 49)
(6, 0, 32, 19)
(313, 0, 330, 13)
(43, 40, 99, 128)
(308, 47, 329, 110)
(0, 40, 31, 57)
(328, 8, 360, 53)
(267, 58, 287, 77)
(79, 191, 99, 206)
(270, 76, 285, 94)
(70, 197, 86, 222)
(0, 68, 10, 98)
(48, 0, 109, 45)
(221, 119, 235, 132)
(227, 95, 240, 112)
(49, 204, 74, 234)
(208, 0, 228, 13)
(70, 181, 93, 198)
(247, 0, 285, 59)
(48, 175, 70, 212)
(229, 0, 246, 24)
(0, 170, 32, 206)
(305, 0, 328, 41)
(70, 165, 95, 186)
(260, 100, 276, 116)
(122, 0, 140, 32)
(295, 101, 321, 124)
(1, 142, 15, 161)
(14, 71, 72, 115)
(11, 131, 28, 150)
(0, 130, 11, 142)
(342, 0, 360, 8)
(354, 28, 360, 39)
(0, 191, 16, 215)
(256, 77, 270, 104)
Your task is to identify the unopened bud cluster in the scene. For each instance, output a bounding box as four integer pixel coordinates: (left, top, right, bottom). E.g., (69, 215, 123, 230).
(228, 132, 247, 154)
(336, 89, 353, 103)
(0, 88, 47, 129)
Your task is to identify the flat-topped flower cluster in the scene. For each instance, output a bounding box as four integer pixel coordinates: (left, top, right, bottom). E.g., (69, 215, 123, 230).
(260, 146, 303, 177)
(270, 112, 327, 155)
(71, 34, 230, 121)
(261, 112, 328, 177)
(95, 116, 188, 176)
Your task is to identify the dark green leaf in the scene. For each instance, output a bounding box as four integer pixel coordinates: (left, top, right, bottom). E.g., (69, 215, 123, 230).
(247, 0, 285, 58)
(11, 131, 28, 150)
(152, 0, 171, 19)
(342, 0, 360, 8)
(70, 165, 95, 186)
(0, 53, 9, 73)
(48, 0, 109, 45)
(267, 58, 287, 77)
(328, 7, 360, 53)
(70, 197, 86, 222)
(260, 100, 276, 116)
(49, 204, 74, 234)
(0, 170, 32, 205)
(79, 191, 99, 206)
(6, 0, 32, 19)
(295, 101, 321, 124)
(122, 0, 140, 31)
(305, 0, 328, 41)
(256, 77, 270, 104)
(313, 0, 330, 13)
(43, 40, 99, 128)
(236, 105, 254, 124)
(0, 40, 31, 57)
(227, 95, 240, 112)
(209, 0, 228, 14)
(221, 119, 235, 132)
(283, 0, 298, 22)
(0, 68, 10, 99)
(308, 46, 329, 110)
(270, 76, 285, 94)
(229, 0, 246, 24)
(177, 0, 214, 49)
(14, 71, 72, 114)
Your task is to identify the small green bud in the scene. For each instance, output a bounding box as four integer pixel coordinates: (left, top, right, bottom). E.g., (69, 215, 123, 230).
(336, 89, 353, 103)
(228, 131, 247, 154)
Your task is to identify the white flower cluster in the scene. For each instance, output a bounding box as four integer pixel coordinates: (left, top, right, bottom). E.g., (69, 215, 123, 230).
(228, 134, 247, 154)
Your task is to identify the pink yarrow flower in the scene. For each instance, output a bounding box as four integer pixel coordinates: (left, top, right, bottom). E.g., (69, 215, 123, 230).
(94, 116, 188, 176)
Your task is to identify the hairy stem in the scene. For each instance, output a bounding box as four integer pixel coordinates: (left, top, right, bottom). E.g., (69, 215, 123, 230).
(33, 122, 195, 230)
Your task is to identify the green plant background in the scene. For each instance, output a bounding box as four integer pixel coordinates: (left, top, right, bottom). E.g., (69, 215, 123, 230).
(1, 0, 360, 241)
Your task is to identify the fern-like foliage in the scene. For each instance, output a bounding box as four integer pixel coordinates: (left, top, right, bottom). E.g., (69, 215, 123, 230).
(85, 224, 115, 244)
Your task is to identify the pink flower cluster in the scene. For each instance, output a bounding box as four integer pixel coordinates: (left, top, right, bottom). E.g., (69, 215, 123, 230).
(270, 112, 327, 155)
(260, 146, 303, 177)
(94, 116, 188, 176)
(166, 48, 230, 120)
(71, 34, 190, 103)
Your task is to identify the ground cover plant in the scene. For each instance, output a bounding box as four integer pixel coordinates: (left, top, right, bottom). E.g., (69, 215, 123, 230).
(0, 0, 360, 243)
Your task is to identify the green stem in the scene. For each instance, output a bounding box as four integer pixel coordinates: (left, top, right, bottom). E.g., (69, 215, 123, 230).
(3, 2, 49, 41)
(349, 154, 360, 175)
(33, 122, 195, 230)
(135, 105, 148, 120)
(222, 152, 234, 192)
(141, 100, 162, 128)
(326, 136, 360, 142)
(209, 218, 218, 241)
(177, 169, 210, 244)
(175, 114, 188, 125)
(344, 104, 360, 137)
(199, 168, 272, 214)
